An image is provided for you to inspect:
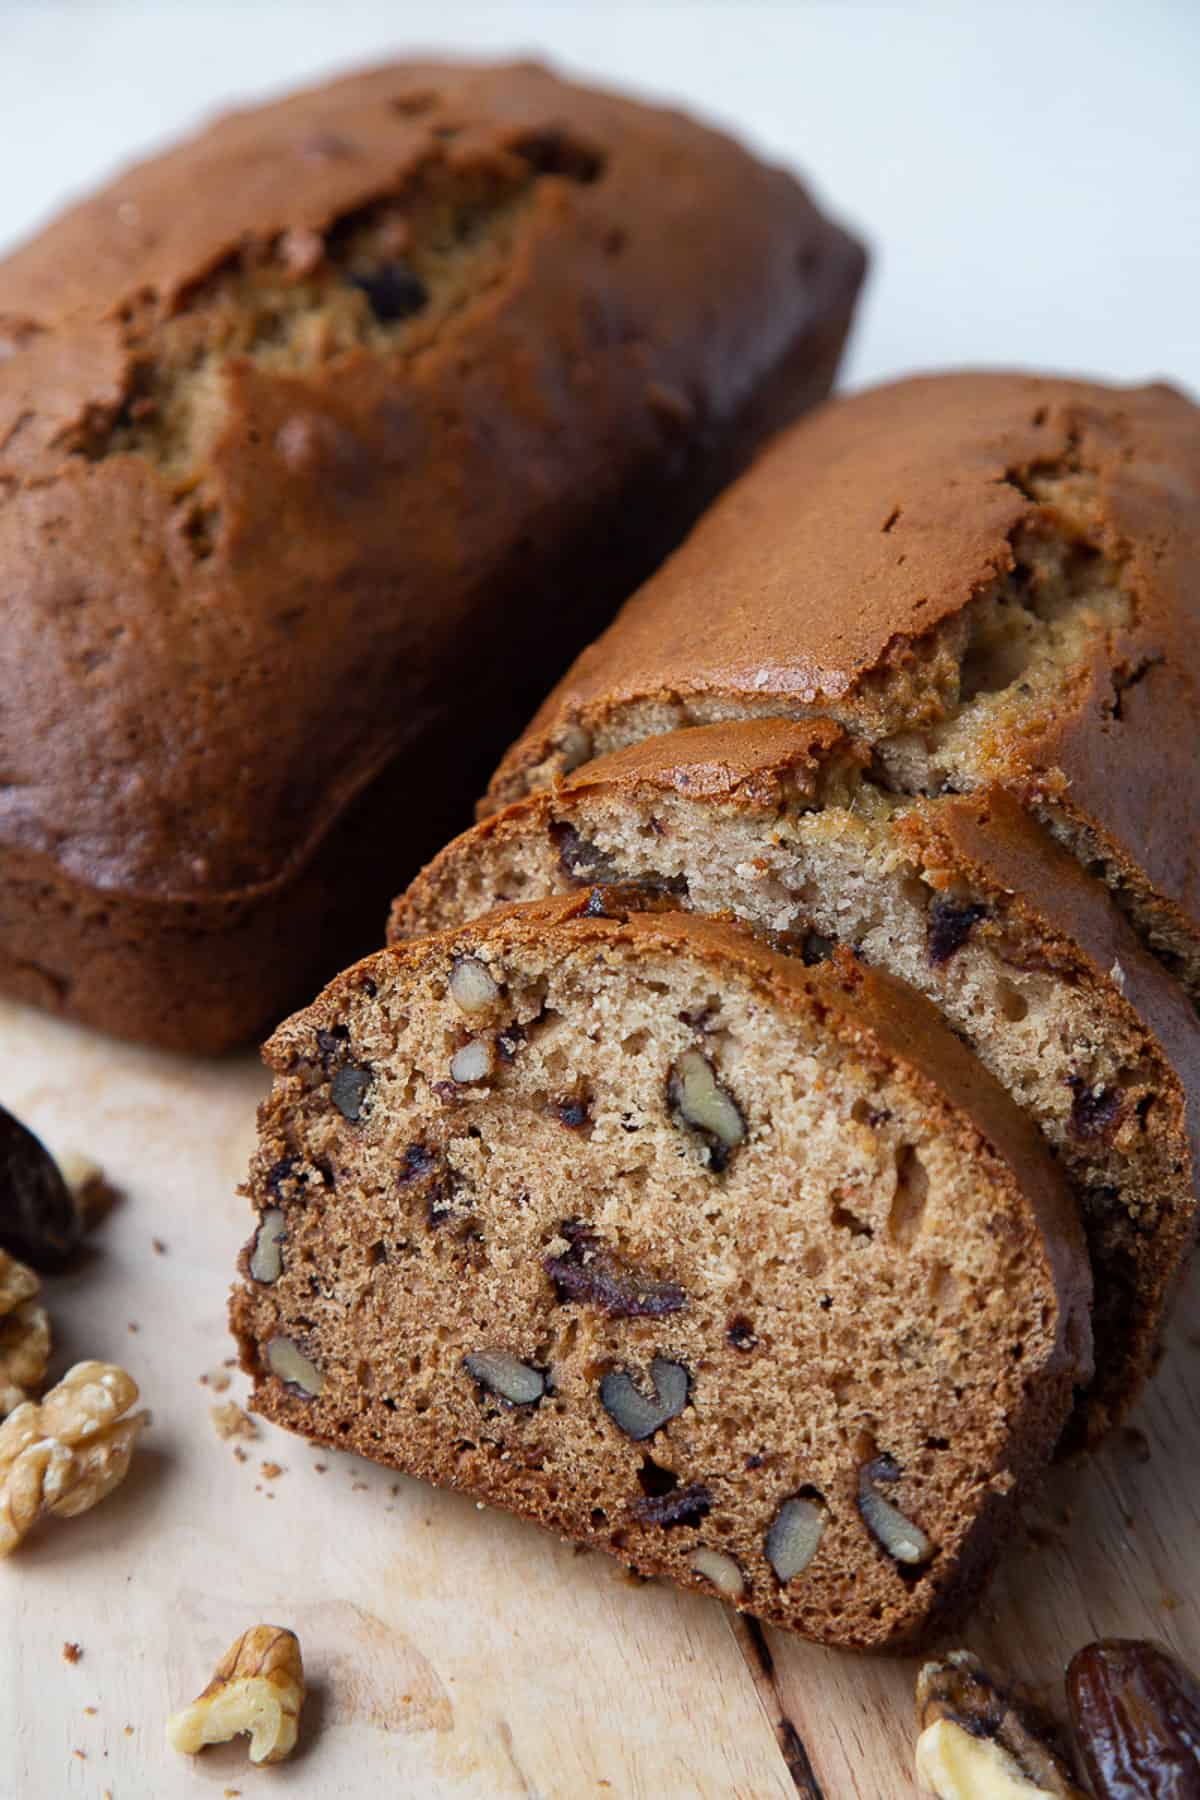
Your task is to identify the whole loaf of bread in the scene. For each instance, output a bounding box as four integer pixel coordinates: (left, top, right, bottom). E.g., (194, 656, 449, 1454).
(0, 59, 865, 1051)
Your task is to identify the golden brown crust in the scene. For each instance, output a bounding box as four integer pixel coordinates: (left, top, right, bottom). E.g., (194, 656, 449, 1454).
(232, 894, 1091, 1650)
(485, 373, 1200, 986)
(0, 59, 864, 1051)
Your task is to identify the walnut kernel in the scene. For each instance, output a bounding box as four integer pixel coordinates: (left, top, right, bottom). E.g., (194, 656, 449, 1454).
(859, 1455, 934, 1565)
(167, 1625, 304, 1766)
(689, 1547, 745, 1599)
(765, 1495, 826, 1583)
(916, 1650, 1085, 1797)
(0, 1361, 148, 1554)
(668, 1051, 745, 1168)
(248, 1209, 286, 1284)
(266, 1337, 324, 1398)
(0, 1248, 50, 1416)
(448, 956, 500, 1015)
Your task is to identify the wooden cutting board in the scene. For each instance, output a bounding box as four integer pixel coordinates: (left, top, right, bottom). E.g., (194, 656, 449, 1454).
(3, 991, 1197, 1798)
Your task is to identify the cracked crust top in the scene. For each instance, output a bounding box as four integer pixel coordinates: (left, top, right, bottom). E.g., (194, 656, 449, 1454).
(0, 58, 864, 904)
(485, 372, 1200, 987)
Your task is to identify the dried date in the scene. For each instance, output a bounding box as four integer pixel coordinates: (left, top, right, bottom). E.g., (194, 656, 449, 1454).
(0, 1105, 82, 1270)
(1067, 1638, 1200, 1799)
(545, 1221, 686, 1320)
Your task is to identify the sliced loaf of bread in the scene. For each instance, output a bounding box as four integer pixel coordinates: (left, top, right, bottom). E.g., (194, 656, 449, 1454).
(395, 719, 1198, 1442)
(232, 894, 1091, 1650)
(486, 374, 1200, 1001)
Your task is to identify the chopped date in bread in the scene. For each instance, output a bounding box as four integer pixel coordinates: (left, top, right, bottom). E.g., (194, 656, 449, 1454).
(544, 1223, 686, 1319)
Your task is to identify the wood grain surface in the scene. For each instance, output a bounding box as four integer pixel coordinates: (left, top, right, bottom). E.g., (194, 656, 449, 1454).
(2, 993, 1196, 1798)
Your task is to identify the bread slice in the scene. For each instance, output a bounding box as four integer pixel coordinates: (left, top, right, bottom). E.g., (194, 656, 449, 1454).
(232, 894, 1091, 1651)
(484, 374, 1200, 1002)
(396, 719, 1198, 1443)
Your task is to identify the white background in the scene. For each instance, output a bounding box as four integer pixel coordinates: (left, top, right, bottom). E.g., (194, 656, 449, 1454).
(2, 0, 1198, 397)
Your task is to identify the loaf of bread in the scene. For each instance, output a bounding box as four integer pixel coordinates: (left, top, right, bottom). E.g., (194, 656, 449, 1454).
(231, 893, 1091, 1650)
(395, 719, 1200, 1442)
(0, 60, 864, 1052)
(487, 374, 1200, 1004)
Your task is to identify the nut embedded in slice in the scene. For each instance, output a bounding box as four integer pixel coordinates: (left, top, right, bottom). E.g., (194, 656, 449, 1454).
(667, 1050, 746, 1169)
(916, 1649, 1085, 1798)
(248, 1209, 286, 1284)
(463, 1351, 545, 1407)
(690, 1546, 746, 1599)
(859, 1455, 935, 1566)
(331, 1063, 372, 1121)
(600, 1356, 689, 1441)
(448, 956, 501, 1015)
(764, 1494, 827, 1583)
(449, 1038, 496, 1085)
(167, 1624, 304, 1766)
(266, 1336, 324, 1398)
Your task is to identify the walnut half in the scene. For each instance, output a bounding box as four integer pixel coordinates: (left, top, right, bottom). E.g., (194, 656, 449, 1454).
(915, 1650, 1086, 1798)
(0, 1360, 148, 1555)
(167, 1624, 304, 1766)
(0, 1247, 50, 1417)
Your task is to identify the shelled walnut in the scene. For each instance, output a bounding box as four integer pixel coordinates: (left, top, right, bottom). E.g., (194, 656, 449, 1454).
(915, 1651, 1085, 1797)
(0, 1248, 50, 1416)
(0, 1361, 148, 1554)
(167, 1625, 305, 1765)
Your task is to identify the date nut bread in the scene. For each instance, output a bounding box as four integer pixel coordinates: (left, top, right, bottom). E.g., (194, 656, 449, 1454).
(395, 718, 1200, 1441)
(0, 60, 865, 1053)
(231, 893, 1092, 1651)
(486, 374, 1200, 1002)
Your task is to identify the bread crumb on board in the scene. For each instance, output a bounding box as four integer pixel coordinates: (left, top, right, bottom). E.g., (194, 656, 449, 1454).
(211, 1402, 256, 1441)
(62, 1641, 83, 1664)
